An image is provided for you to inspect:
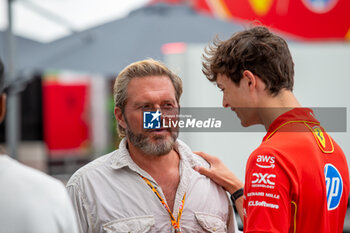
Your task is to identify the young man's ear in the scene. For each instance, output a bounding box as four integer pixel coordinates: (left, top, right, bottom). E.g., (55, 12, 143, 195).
(242, 70, 257, 91)
(114, 106, 127, 129)
(0, 94, 6, 123)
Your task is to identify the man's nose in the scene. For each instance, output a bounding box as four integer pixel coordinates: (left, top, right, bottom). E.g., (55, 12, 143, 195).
(222, 97, 229, 108)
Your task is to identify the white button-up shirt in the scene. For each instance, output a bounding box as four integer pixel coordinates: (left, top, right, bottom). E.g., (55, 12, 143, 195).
(67, 139, 237, 233)
(0, 155, 79, 233)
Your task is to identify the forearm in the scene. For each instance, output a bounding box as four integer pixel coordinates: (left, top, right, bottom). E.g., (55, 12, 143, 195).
(234, 196, 244, 223)
(225, 177, 244, 195)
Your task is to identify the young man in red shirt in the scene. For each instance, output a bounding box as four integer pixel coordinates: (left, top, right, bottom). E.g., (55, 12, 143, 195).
(195, 26, 349, 232)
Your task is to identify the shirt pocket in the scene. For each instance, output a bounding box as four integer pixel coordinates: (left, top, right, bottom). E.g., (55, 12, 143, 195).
(195, 212, 227, 233)
(102, 215, 155, 233)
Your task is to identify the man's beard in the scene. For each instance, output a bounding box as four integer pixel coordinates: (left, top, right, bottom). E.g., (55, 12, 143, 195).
(125, 125, 178, 156)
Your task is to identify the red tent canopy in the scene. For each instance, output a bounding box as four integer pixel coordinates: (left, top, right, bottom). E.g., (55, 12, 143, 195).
(151, 0, 350, 41)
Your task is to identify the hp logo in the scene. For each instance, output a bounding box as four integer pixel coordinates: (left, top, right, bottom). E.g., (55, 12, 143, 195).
(324, 164, 343, 210)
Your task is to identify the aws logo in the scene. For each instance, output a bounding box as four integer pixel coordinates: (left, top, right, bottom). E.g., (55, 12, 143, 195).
(249, 0, 273, 16)
(325, 164, 343, 210)
(256, 155, 275, 169)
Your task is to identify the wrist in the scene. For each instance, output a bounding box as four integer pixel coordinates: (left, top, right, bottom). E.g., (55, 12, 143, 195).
(226, 181, 244, 194)
(230, 188, 244, 204)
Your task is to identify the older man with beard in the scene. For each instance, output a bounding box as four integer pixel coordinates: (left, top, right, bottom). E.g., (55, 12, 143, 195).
(66, 59, 238, 233)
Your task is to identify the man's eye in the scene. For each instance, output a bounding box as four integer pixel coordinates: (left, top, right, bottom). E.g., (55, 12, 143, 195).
(162, 104, 173, 108)
(141, 105, 152, 111)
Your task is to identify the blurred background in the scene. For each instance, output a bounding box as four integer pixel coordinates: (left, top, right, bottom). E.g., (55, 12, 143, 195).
(0, 0, 349, 231)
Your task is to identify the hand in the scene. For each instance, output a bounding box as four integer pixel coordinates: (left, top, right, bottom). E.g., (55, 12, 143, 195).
(193, 151, 244, 194)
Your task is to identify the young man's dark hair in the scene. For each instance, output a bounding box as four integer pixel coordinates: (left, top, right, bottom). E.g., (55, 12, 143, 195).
(202, 26, 294, 95)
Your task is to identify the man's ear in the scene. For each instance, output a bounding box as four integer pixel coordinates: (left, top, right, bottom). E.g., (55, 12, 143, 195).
(114, 106, 127, 129)
(242, 70, 257, 91)
(0, 94, 7, 123)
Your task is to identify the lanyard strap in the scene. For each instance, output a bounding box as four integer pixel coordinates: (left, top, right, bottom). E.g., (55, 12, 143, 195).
(140, 175, 186, 232)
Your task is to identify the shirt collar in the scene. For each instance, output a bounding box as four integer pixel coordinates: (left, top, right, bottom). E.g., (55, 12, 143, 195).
(263, 108, 319, 142)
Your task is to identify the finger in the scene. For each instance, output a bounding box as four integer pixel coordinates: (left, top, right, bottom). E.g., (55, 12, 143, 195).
(193, 165, 212, 177)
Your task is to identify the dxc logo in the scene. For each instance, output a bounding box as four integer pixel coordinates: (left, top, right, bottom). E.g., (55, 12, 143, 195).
(324, 164, 343, 210)
(252, 173, 276, 185)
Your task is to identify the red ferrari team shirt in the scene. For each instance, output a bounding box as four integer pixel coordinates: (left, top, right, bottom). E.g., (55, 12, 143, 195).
(243, 108, 349, 233)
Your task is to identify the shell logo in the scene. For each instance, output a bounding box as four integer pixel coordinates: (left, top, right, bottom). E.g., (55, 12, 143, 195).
(248, 0, 274, 16)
